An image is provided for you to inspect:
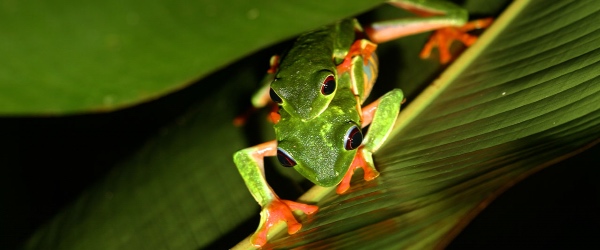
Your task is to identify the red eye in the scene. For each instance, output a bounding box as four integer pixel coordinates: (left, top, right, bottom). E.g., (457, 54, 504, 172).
(344, 126, 363, 150)
(277, 148, 296, 167)
(321, 75, 336, 95)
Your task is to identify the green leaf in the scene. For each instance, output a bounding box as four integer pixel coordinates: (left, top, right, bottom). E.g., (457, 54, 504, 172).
(238, 0, 600, 248)
(21, 0, 599, 249)
(0, 0, 386, 115)
(22, 54, 266, 250)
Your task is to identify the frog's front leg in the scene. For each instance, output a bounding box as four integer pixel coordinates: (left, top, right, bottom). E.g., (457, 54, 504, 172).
(337, 89, 404, 194)
(234, 140, 318, 247)
(233, 55, 281, 126)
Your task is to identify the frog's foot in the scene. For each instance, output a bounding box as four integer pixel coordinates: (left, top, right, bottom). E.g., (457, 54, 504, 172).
(251, 198, 318, 247)
(336, 39, 377, 75)
(268, 104, 281, 124)
(420, 18, 494, 64)
(336, 147, 380, 194)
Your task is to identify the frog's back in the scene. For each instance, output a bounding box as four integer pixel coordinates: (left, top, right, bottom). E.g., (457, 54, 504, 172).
(270, 19, 359, 120)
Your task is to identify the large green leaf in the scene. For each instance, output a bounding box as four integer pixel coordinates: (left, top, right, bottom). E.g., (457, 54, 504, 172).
(19, 0, 599, 249)
(0, 0, 385, 115)
(232, 0, 600, 248)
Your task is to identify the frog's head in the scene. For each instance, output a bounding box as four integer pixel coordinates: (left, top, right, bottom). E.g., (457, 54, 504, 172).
(270, 68, 337, 121)
(274, 120, 363, 187)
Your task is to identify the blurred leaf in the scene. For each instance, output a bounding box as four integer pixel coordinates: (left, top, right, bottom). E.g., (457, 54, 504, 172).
(23, 54, 265, 249)
(0, 0, 385, 115)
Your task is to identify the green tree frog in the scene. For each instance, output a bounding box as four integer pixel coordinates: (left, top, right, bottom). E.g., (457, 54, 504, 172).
(233, 0, 492, 247)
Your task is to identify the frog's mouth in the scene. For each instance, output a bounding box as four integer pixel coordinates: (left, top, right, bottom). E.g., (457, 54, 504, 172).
(293, 159, 348, 187)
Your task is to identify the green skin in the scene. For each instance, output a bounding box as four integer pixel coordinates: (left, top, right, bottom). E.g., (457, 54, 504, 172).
(265, 0, 468, 120)
(233, 0, 471, 247)
(269, 18, 358, 120)
(274, 80, 401, 187)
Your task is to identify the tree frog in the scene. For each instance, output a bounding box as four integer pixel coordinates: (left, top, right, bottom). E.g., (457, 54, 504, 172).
(238, 0, 493, 124)
(233, 0, 492, 247)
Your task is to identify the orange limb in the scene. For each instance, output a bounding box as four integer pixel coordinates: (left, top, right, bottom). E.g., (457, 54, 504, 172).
(269, 104, 281, 124)
(365, 21, 453, 44)
(336, 39, 377, 117)
(234, 102, 280, 126)
(250, 140, 278, 161)
(336, 147, 380, 194)
(360, 94, 407, 127)
(420, 17, 494, 64)
(336, 39, 377, 75)
(251, 198, 318, 247)
(360, 98, 380, 128)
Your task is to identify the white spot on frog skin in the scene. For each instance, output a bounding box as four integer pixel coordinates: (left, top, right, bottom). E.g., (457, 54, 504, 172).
(247, 8, 259, 20)
(502, 92, 506, 96)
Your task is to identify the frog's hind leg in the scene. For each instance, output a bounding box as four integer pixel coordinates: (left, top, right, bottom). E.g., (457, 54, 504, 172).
(365, 0, 468, 44)
(358, 89, 404, 186)
(361, 89, 404, 154)
(336, 89, 404, 194)
(365, 0, 493, 64)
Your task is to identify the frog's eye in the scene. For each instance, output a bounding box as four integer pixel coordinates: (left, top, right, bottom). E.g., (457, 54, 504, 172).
(270, 88, 283, 103)
(276, 148, 296, 167)
(344, 125, 363, 150)
(321, 75, 336, 95)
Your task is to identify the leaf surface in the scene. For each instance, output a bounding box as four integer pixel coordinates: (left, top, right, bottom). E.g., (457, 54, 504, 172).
(0, 0, 385, 115)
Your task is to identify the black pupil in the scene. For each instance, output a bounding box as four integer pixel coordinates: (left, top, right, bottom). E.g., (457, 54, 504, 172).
(321, 75, 336, 95)
(270, 88, 282, 103)
(277, 149, 296, 167)
(345, 126, 363, 150)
